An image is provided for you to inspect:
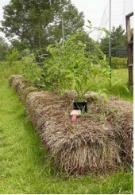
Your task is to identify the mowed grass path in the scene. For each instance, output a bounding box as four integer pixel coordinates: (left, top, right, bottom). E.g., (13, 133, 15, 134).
(0, 64, 133, 193)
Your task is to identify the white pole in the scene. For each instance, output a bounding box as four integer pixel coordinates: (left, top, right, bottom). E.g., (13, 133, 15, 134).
(109, 0, 112, 81)
(62, 17, 65, 41)
(60, 0, 65, 41)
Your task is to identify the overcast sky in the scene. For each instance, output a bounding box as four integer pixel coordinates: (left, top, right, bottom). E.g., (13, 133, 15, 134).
(0, 0, 10, 20)
(72, 0, 108, 27)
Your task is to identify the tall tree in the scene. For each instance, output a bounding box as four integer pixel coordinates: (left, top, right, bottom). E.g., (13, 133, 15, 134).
(100, 25, 127, 57)
(1, 0, 84, 51)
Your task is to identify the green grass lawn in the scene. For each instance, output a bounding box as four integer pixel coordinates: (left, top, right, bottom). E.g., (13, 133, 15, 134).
(0, 63, 133, 193)
(108, 69, 133, 101)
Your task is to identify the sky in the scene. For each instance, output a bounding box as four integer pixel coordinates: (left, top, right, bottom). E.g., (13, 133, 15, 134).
(71, 0, 108, 28)
(0, 0, 10, 21)
(0, 0, 133, 41)
(71, 0, 109, 39)
(0, 0, 10, 40)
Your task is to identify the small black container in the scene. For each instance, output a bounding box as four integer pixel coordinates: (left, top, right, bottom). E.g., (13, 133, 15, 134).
(73, 101, 87, 112)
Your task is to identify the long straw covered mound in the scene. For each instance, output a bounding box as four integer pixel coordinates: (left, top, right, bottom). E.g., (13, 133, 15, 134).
(9, 75, 37, 101)
(9, 75, 133, 175)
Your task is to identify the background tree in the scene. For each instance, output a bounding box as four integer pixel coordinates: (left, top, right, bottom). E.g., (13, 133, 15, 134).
(100, 25, 127, 57)
(0, 37, 9, 61)
(1, 0, 84, 51)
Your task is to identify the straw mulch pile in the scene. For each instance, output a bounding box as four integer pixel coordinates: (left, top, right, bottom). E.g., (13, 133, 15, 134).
(9, 75, 133, 175)
(9, 75, 38, 101)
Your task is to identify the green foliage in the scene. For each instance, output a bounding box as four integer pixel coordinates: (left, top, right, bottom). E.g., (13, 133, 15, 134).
(21, 49, 41, 82)
(100, 25, 127, 57)
(1, 0, 84, 51)
(6, 48, 19, 66)
(0, 36, 9, 61)
(111, 57, 127, 69)
(107, 69, 133, 101)
(38, 32, 110, 100)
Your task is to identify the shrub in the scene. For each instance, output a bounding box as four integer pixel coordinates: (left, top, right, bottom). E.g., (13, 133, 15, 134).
(38, 32, 110, 101)
(21, 49, 41, 82)
(6, 48, 19, 66)
(111, 57, 127, 69)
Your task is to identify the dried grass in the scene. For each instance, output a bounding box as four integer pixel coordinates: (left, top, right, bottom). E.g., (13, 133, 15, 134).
(9, 75, 38, 101)
(9, 75, 133, 175)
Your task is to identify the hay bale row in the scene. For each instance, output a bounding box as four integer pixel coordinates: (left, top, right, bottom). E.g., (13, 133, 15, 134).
(9, 75, 38, 101)
(9, 75, 133, 175)
(106, 97, 133, 165)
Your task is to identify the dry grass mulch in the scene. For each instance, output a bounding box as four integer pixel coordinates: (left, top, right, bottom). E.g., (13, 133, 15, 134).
(9, 75, 133, 175)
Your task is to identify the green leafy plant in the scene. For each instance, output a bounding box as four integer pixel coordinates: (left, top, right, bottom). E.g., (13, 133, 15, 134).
(6, 48, 19, 66)
(21, 49, 41, 83)
(111, 57, 127, 69)
(38, 31, 110, 101)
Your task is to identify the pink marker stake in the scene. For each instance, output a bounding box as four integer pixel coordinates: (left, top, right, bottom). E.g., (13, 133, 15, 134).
(70, 110, 81, 122)
(71, 114, 77, 122)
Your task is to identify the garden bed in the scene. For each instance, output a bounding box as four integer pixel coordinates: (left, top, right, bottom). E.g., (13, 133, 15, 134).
(9, 75, 133, 175)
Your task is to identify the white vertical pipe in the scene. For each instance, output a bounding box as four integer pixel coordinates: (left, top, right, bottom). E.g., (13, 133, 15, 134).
(109, 0, 112, 81)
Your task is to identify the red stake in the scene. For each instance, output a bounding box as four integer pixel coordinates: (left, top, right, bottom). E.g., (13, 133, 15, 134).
(71, 114, 77, 122)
